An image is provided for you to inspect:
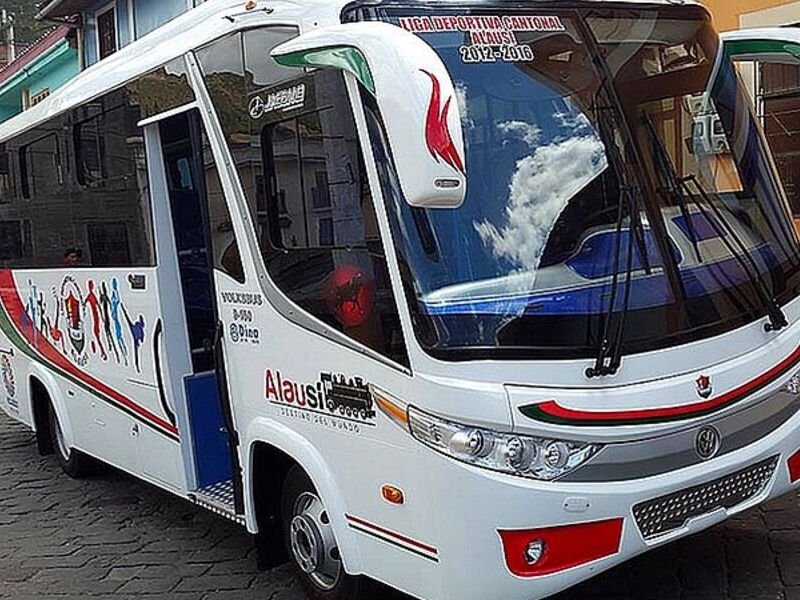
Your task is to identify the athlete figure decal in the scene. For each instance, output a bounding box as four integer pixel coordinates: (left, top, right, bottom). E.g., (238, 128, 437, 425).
(111, 278, 129, 367)
(16, 275, 146, 373)
(99, 282, 119, 363)
(49, 287, 65, 354)
(23, 280, 38, 343)
(84, 281, 107, 361)
(122, 305, 146, 374)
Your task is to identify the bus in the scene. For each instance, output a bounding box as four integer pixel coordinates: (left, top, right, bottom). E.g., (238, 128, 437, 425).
(1, 1, 800, 598)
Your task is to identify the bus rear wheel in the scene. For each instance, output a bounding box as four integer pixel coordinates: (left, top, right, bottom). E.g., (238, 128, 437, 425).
(281, 466, 375, 600)
(48, 404, 92, 478)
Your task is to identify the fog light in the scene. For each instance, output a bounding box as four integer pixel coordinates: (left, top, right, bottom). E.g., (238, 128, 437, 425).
(524, 539, 546, 566)
(499, 518, 623, 577)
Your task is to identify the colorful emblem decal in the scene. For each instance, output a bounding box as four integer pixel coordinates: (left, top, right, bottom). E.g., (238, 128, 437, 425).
(1, 353, 16, 409)
(61, 276, 87, 365)
(696, 375, 713, 399)
(421, 70, 466, 175)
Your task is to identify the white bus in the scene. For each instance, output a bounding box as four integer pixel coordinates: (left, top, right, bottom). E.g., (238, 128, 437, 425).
(1, 1, 800, 598)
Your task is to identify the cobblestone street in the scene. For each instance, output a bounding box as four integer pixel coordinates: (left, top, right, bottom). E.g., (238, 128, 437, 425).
(1, 412, 800, 600)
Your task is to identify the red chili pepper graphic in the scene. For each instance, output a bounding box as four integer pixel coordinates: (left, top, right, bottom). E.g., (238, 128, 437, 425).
(421, 69, 465, 175)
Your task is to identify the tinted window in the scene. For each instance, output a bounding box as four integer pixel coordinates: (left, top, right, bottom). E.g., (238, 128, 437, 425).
(127, 58, 195, 120)
(0, 146, 16, 203)
(0, 220, 30, 263)
(0, 83, 156, 269)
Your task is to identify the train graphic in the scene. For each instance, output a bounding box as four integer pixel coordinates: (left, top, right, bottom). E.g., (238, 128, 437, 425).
(321, 373, 376, 421)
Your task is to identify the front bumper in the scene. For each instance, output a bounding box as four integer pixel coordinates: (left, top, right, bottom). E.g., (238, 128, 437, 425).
(430, 403, 800, 600)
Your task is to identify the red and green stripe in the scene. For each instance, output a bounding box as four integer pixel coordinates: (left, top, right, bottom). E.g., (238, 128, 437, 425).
(520, 344, 800, 427)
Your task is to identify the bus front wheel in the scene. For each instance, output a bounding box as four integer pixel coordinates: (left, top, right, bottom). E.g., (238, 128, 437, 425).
(48, 404, 92, 478)
(280, 466, 376, 600)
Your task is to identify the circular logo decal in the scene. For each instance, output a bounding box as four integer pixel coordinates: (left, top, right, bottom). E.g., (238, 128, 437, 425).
(695, 426, 722, 461)
(1, 354, 15, 400)
(249, 96, 266, 119)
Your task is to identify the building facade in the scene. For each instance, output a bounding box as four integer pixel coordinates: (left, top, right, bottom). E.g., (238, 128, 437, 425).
(38, 0, 205, 68)
(702, 0, 800, 31)
(0, 25, 79, 123)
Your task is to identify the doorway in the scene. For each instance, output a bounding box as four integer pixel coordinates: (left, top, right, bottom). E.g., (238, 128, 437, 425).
(159, 111, 242, 509)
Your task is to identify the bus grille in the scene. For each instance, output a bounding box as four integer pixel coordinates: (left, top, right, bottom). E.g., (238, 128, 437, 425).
(632, 456, 779, 540)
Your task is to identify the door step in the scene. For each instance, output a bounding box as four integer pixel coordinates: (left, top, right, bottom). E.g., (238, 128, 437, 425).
(190, 479, 246, 526)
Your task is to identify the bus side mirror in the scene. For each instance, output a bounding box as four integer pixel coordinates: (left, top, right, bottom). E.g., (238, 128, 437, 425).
(272, 22, 467, 209)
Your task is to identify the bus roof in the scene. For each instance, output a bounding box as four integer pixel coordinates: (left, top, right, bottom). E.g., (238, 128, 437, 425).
(1, 0, 702, 143)
(0, 0, 343, 142)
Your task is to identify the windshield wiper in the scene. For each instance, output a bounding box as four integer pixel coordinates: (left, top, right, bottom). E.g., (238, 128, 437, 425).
(682, 173, 788, 332)
(642, 115, 788, 333)
(586, 111, 645, 379)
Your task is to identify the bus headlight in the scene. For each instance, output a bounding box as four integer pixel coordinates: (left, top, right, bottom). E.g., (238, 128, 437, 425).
(407, 406, 602, 481)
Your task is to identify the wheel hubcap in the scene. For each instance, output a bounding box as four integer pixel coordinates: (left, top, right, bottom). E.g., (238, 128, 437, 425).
(289, 492, 341, 590)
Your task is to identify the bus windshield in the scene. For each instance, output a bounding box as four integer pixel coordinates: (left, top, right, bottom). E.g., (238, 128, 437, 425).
(368, 4, 800, 361)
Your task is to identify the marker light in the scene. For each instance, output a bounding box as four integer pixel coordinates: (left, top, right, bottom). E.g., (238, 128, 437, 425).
(408, 406, 602, 481)
(381, 485, 405, 505)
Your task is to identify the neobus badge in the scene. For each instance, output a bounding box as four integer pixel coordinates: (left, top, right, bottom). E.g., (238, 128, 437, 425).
(249, 83, 306, 119)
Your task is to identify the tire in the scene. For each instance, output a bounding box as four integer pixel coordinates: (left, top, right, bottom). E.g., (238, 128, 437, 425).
(48, 404, 93, 478)
(281, 466, 376, 600)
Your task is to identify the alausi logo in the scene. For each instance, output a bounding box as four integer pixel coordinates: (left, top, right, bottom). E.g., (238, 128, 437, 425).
(266, 369, 376, 425)
(1, 353, 16, 409)
(421, 69, 465, 175)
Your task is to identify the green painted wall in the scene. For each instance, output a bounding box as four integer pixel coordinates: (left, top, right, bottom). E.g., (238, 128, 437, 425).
(0, 39, 80, 125)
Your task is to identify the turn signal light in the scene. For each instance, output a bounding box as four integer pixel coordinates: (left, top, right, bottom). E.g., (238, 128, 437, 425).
(789, 449, 800, 483)
(382, 485, 405, 505)
(499, 518, 623, 577)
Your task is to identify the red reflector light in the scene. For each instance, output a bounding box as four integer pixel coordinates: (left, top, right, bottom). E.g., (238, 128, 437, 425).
(789, 449, 800, 483)
(499, 518, 624, 577)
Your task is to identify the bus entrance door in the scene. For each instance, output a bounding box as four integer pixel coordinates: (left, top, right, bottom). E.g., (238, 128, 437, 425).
(152, 109, 244, 519)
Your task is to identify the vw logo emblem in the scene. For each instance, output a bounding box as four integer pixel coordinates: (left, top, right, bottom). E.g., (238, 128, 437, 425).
(249, 95, 266, 119)
(695, 426, 722, 461)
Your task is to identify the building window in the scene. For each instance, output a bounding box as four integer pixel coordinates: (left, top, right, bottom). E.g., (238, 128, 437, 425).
(97, 4, 118, 60)
(24, 88, 51, 110)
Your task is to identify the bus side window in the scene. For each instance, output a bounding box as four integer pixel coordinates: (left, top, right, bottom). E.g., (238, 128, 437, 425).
(74, 114, 105, 186)
(0, 146, 15, 204)
(201, 127, 245, 284)
(259, 72, 409, 366)
(197, 29, 409, 366)
(0, 146, 32, 267)
(20, 132, 62, 200)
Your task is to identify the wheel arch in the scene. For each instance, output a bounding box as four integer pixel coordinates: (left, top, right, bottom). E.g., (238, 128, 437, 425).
(28, 363, 73, 455)
(244, 418, 363, 575)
